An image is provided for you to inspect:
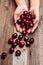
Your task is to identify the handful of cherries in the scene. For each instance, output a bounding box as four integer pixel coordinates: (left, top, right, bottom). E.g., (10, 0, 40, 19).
(17, 10, 35, 30)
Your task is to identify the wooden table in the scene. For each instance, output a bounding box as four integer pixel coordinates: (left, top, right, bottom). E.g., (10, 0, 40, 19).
(0, 0, 43, 65)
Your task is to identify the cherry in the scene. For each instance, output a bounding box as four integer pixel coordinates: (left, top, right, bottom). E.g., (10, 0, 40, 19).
(18, 34, 23, 40)
(15, 50, 21, 56)
(12, 42, 17, 48)
(29, 23, 34, 28)
(8, 38, 13, 44)
(25, 20, 29, 26)
(9, 46, 14, 54)
(23, 19, 26, 23)
(12, 33, 17, 39)
(1, 52, 7, 59)
(20, 14, 24, 20)
(19, 42, 25, 48)
(24, 36, 29, 42)
(23, 11, 28, 16)
(26, 15, 32, 21)
(26, 41, 30, 47)
(29, 37, 34, 44)
(25, 25, 29, 30)
(21, 22, 25, 28)
(32, 15, 35, 19)
(28, 11, 32, 16)
(22, 30, 26, 35)
(17, 19, 22, 24)
(15, 39, 20, 45)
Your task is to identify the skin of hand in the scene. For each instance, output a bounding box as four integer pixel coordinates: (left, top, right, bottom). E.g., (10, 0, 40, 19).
(27, 7, 40, 33)
(27, 0, 40, 33)
(14, 5, 28, 32)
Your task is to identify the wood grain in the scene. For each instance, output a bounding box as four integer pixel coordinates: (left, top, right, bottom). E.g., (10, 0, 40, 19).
(0, 0, 43, 65)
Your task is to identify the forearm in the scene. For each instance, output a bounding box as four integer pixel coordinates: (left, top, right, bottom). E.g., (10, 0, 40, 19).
(30, 0, 40, 9)
(15, 0, 26, 6)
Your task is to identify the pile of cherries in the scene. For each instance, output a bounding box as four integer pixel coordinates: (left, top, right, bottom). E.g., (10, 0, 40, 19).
(1, 32, 34, 60)
(17, 10, 35, 30)
(1, 10, 35, 60)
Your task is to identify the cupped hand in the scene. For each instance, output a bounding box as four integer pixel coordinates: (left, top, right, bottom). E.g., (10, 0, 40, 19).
(14, 5, 28, 32)
(27, 8, 40, 33)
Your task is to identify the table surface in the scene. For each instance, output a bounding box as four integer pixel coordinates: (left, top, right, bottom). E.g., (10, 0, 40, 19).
(0, 0, 43, 65)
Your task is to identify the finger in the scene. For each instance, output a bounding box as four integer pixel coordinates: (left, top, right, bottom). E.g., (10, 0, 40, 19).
(27, 29, 31, 34)
(16, 23, 20, 32)
(31, 21, 39, 33)
(14, 12, 17, 23)
(19, 27, 23, 32)
(16, 23, 23, 32)
(33, 16, 39, 24)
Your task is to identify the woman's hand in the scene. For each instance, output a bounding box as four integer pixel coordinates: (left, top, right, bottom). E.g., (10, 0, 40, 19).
(27, 7, 40, 33)
(14, 5, 28, 32)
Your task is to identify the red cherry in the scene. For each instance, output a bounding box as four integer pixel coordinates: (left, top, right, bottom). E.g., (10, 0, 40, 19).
(29, 37, 34, 44)
(25, 25, 29, 30)
(32, 15, 35, 19)
(23, 19, 26, 23)
(17, 19, 22, 24)
(20, 14, 24, 20)
(18, 34, 23, 40)
(26, 41, 30, 47)
(23, 11, 28, 16)
(12, 33, 17, 39)
(15, 39, 20, 45)
(24, 36, 29, 42)
(25, 20, 29, 26)
(29, 23, 34, 28)
(8, 38, 13, 44)
(21, 22, 25, 28)
(12, 42, 17, 48)
(22, 30, 26, 35)
(19, 42, 25, 48)
(9, 46, 14, 54)
(15, 50, 21, 56)
(28, 11, 32, 15)
(1, 52, 7, 59)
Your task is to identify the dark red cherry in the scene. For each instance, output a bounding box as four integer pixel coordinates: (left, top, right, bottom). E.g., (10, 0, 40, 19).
(29, 23, 34, 28)
(32, 15, 35, 19)
(12, 42, 17, 48)
(28, 11, 32, 16)
(20, 14, 24, 20)
(22, 30, 26, 35)
(23, 19, 26, 23)
(1, 52, 7, 59)
(21, 22, 25, 28)
(19, 42, 25, 48)
(25, 20, 29, 26)
(12, 33, 17, 39)
(24, 36, 29, 42)
(18, 34, 23, 40)
(25, 25, 29, 30)
(28, 15, 32, 20)
(26, 41, 30, 47)
(29, 37, 34, 44)
(9, 46, 14, 54)
(17, 19, 22, 24)
(15, 39, 20, 45)
(15, 50, 21, 56)
(8, 38, 13, 44)
(23, 11, 28, 16)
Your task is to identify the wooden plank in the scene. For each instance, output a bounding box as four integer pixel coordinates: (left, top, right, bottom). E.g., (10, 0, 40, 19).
(0, 0, 15, 65)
